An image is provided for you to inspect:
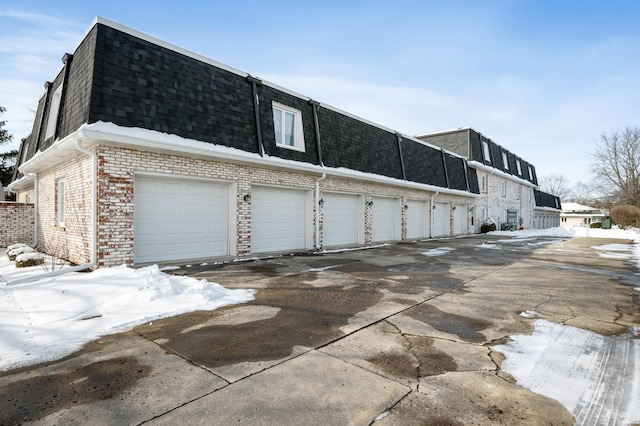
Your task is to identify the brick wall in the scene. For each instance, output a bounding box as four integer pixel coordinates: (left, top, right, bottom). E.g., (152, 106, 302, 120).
(37, 152, 93, 265)
(0, 203, 34, 247)
(95, 145, 477, 267)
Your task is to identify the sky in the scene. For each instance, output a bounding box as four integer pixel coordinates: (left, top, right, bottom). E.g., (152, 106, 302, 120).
(1, 227, 639, 423)
(1, 1, 640, 188)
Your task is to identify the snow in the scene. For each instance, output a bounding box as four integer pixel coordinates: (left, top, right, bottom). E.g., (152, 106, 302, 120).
(421, 247, 455, 256)
(491, 226, 640, 425)
(0, 255, 254, 371)
(494, 320, 640, 425)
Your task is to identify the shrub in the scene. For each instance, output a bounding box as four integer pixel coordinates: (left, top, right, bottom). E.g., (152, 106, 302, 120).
(8, 246, 34, 261)
(15, 252, 45, 268)
(481, 223, 497, 233)
(610, 205, 640, 228)
(589, 222, 602, 228)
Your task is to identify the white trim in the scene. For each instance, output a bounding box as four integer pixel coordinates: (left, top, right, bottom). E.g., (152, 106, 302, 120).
(272, 101, 305, 152)
(44, 84, 63, 141)
(56, 177, 65, 227)
(20, 122, 479, 199)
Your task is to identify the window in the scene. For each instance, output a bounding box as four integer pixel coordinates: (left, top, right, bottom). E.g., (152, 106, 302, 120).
(482, 141, 491, 163)
(527, 165, 534, 180)
(517, 184, 521, 200)
(272, 102, 305, 151)
(502, 152, 509, 171)
(501, 181, 507, 196)
(21, 142, 30, 164)
(56, 178, 65, 227)
(516, 160, 522, 176)
(481, 175, 487, 193)
(44, 85, 63, 141)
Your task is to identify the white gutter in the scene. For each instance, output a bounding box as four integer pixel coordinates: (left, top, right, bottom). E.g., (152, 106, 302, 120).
(315, 173, 326, 249)
(8, 137, 98, 285)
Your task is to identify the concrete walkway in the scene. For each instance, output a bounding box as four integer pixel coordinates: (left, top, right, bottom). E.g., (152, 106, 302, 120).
(1, 234, 638, 425)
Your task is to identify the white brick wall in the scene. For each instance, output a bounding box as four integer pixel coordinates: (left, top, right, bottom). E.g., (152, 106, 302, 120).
(475, 170, 535, 231)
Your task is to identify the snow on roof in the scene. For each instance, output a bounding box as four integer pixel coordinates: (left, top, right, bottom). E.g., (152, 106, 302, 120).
(562, 202, 603, 214)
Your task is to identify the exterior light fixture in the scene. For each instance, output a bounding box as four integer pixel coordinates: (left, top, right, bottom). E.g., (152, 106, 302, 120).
(319, 198, 324, 206)
(243, 193, 251, 202)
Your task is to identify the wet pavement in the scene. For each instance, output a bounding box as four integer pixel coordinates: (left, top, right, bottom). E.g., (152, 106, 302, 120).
(1, 234, 638, 425)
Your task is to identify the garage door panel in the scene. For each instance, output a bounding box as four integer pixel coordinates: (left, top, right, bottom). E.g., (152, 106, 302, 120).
(251, 186, 309, 254)
(134, 176, 230, 263)
(406, 200, 428, 239)
(323, 193, 361, 247)
(372, 197, 400, 242)
(433, 202, 450, 237)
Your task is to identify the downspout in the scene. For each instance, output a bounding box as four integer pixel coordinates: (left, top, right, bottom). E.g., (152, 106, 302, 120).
(315, 173, 326, 250)
(8, 137, 97, 285)
(25, 173, 38, 247)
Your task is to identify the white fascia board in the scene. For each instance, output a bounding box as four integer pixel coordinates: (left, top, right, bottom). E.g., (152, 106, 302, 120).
(468, 160, 537, 188)
(534, 206, 562, 212)
(29, 122, 476, 198)
(7, 175, 35, 191)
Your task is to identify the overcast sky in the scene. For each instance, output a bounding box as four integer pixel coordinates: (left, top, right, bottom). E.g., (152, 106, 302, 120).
(1, 1, 639, 187)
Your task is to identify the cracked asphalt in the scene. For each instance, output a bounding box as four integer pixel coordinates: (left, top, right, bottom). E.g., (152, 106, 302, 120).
(1, 234, 638, 425)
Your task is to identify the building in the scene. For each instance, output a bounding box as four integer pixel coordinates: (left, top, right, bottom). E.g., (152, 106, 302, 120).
(416, 128, 561, 231)
(9, 17, 556, 268)
(561, 202, 607, 227)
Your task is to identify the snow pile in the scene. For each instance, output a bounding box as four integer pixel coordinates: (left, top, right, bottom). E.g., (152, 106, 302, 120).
(421, 247, 455, 257)
(495, 319, 640, 425)
(492, 225, 640, 242)
(0, 260, 254, 371)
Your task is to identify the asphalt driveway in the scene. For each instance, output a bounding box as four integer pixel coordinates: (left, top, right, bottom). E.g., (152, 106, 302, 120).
(1, 234, 638, 425)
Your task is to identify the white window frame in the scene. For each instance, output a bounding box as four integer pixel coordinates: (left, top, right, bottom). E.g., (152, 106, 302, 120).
(502, 151, 509, 171)
(517, 184, 521, 200)
(482, 141, 491, 163)
(56, 178, 65, 227)
(44, 85, 63, 141)
(481, 175, 487, 193)
(528, 165, 534, 180)
(501, 181, 507, 197)
(516, 160, 522, 176)
(272, 102, 305, 152)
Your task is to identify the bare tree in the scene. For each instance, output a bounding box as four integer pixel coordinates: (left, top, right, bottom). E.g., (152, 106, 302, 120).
(539, 173, 572, 200)
(592, 127, 640, 206)
(569, 181, 593, 204)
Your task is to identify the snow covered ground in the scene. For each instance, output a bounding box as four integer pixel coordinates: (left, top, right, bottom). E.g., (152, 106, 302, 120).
(0, 225, 639, 424)
(0, 260, 254, 371)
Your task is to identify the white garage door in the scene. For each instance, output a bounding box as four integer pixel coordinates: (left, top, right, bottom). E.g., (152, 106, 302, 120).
(453, 204, 468, 235)
(372, 196, 400, 242)
(323, 192, 362, 247)
(134, 175, 230, 264)
(406, 200, 428, 239)
(251, 186, 310, 254)
(433, 202, 450, 237)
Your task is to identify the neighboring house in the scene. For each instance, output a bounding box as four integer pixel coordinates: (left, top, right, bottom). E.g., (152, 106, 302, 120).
(561, 202, 606, 227)
(416, 128, 561, 231)
(8, 17, 550, 268)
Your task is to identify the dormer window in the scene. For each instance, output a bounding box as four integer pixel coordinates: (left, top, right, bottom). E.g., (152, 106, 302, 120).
(272, 102, 305, 152)
(482, 141, 491, 163)
(528, 165, 534, 180)
(516, 160, 522, 176)
(502, 151, 509, 171)
(44, 84, 63, 140)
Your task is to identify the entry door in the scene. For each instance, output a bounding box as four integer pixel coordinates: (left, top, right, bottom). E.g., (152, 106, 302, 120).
(250, 186, 310, 253)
